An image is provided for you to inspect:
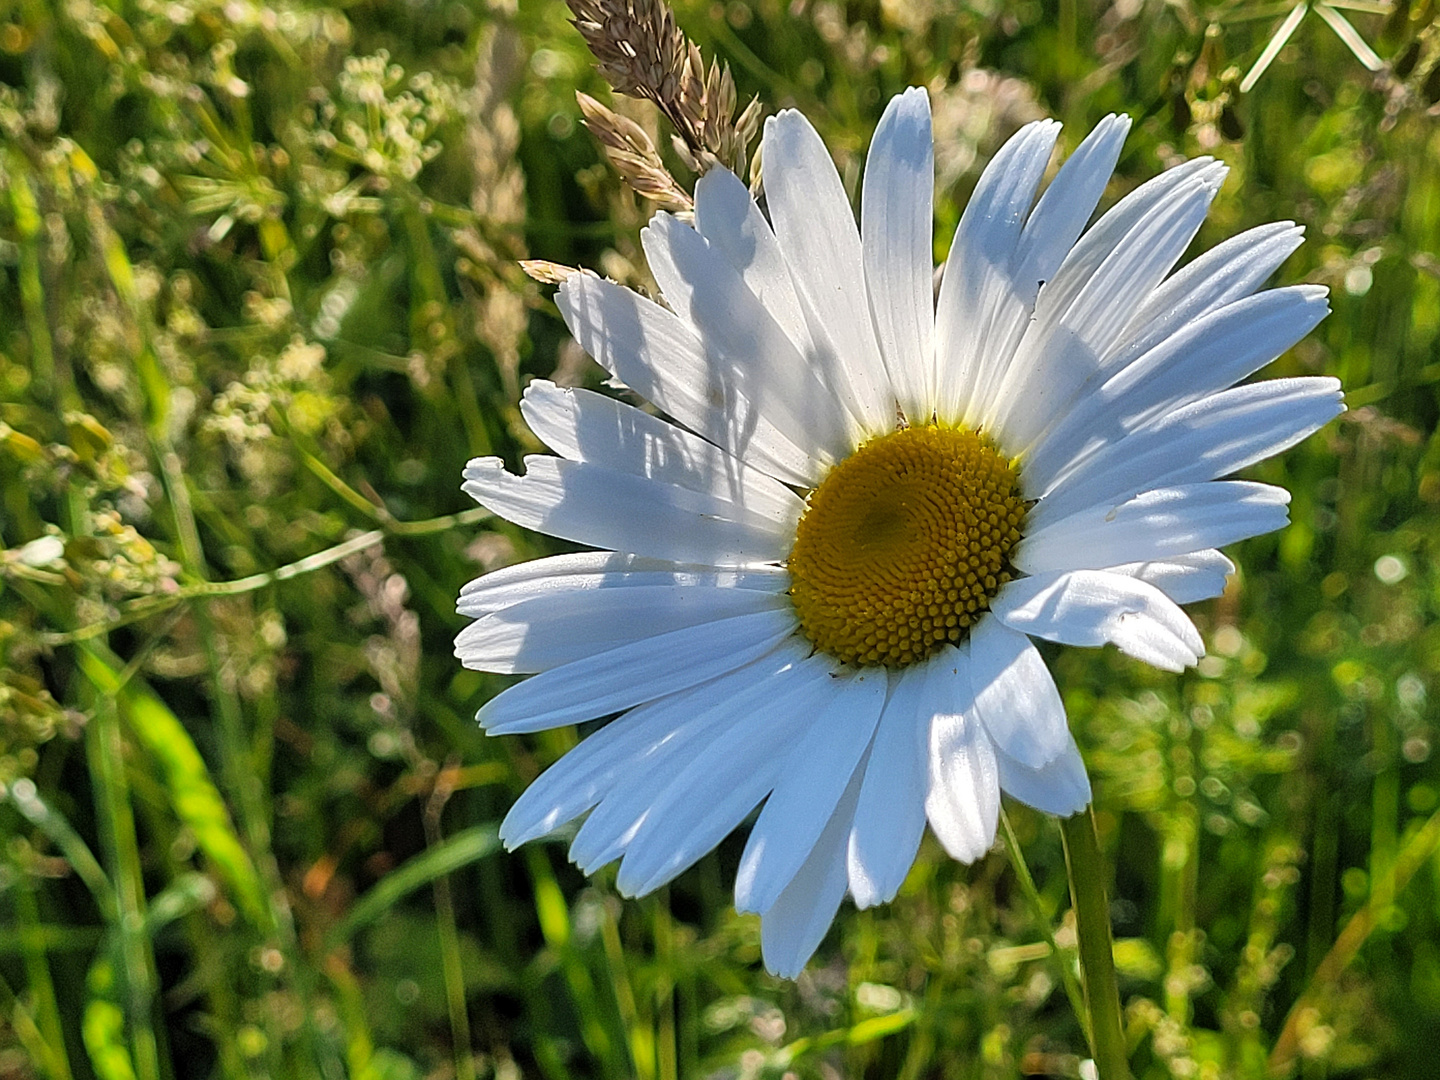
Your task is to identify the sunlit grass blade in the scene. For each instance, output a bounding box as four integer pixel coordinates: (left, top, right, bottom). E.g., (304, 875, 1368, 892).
(5, 149, 54, 387)
(1241, 2, 1310, 92)
(1271, 803, 1440, 1073)
(524, 848, 627, 1076)
(83, 693, 162, 1080)
(1322, 0, 1392, 12)
(1312, 3, 1383, 69)
(83, 959, 140, 1080)
(598, 898, 655, 1080)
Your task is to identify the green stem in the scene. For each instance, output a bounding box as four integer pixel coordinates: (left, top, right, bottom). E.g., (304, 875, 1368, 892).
(86, 690, 163, 1080)
(0, 970, 70, 1080)
(999, 810, 1089, 1045)
(651, 894, 678, 1080)
(7, 150, 55, 394)
(599, 898, 654, 1080)
(423, 778, 476, 1080)
(1060, 809, 1130, 1080)
(43, 508, 490, 646)
(13, 885, 73, 1080)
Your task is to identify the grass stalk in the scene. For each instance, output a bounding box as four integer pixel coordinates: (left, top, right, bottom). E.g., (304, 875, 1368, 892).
(7, 151, 54, 392)
(0, 970, 71, 1080)
(86, 690, 163, 1080)
(424, 768, 477, 1080)
(599, 898, 654, 1080)
(1000, 809, 1090, 1045)
(651, 895, 678, 1080)
(13, 885, 73, 1080)
(1271, 803, 1440, 1074)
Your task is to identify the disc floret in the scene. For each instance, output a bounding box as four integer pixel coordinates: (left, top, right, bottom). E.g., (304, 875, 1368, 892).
(787, 424, 1027, 668)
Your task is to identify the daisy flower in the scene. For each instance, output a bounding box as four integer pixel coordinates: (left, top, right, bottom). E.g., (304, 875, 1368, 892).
(455, 89, 1340, 977)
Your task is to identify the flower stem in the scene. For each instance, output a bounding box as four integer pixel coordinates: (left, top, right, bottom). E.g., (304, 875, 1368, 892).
(1060, 808, 1130, 1080)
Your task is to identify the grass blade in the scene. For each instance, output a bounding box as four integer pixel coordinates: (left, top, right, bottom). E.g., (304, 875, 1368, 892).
(1313, 3, 1383, 69)
(326, 824, 501, 945)
(1241, 2, 1309, 92)
(79, 649, 271, 931)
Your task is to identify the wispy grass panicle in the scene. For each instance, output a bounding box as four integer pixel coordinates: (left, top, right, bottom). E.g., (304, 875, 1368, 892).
(576, 91, 695, 211)
(568, 0, 761, 182)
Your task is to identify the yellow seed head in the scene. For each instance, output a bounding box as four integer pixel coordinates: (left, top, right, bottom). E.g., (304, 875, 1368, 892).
(787, 424, 1027, 669)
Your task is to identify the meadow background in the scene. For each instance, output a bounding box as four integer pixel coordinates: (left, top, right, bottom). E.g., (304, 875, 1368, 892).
(2, 0, 1439, 1076)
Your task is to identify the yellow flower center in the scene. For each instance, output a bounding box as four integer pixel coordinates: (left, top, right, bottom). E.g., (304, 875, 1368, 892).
(787, 424, 1027, 669)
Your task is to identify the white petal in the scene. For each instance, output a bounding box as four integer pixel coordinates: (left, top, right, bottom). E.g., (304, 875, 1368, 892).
(997, 736, 1092, 817)
(499, 675, 737, 848)
(1110, 222, 1307, 370)
(735, 669, 886, 914)
(924, 646, 1001, 863)
(934, 120, 1061, 426)
(1014, 158, 1225, 337)
(475, 610, 799, 734)
(458, 553, 786, 619)
(555, 273, 826, 486)
(966, 157, 1226, 435)
(461, 456, 791, 565)
(1024, 286, 1331, 491)
(990, 176, 1221, 452)
(846, 665, 930, 908)
(520, 380, 805, 523)
(967, 617, 1069, 768)
(760, 756, 865, 978)
(992, 569, 1203, 672)
(1032, 377, 1344, 522)
(694, 166, 814, 356)
(642, 213, 854, 464)
(612, 657, 849, 895)
(566, 646, 825, 871)
(948, 115, 1131, 429)
(1018, 482, 1292, 576)
(862, 87, 935, 420)
(1108, 550, 1234, 604)
(764, 109, 893, 431)
(1012, 115, 1132, 294)
(455, 585, 790, 674)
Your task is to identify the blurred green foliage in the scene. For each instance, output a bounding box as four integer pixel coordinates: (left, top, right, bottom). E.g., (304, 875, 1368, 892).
(1, 0, 1439, 1077)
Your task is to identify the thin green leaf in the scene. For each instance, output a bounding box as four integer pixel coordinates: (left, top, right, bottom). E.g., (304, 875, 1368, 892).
(326, 825, 501, 946)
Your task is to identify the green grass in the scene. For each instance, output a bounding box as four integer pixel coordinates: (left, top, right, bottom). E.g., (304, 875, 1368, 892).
(2, 0, 1439, 1076)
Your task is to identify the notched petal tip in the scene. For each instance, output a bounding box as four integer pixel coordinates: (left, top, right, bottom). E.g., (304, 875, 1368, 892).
(496, 815, 528, 851)
(767, 107, 805, 127)
(887, 84, 932, 119)
(460, 456, 512, 503)
(462, 455, 505, 480)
